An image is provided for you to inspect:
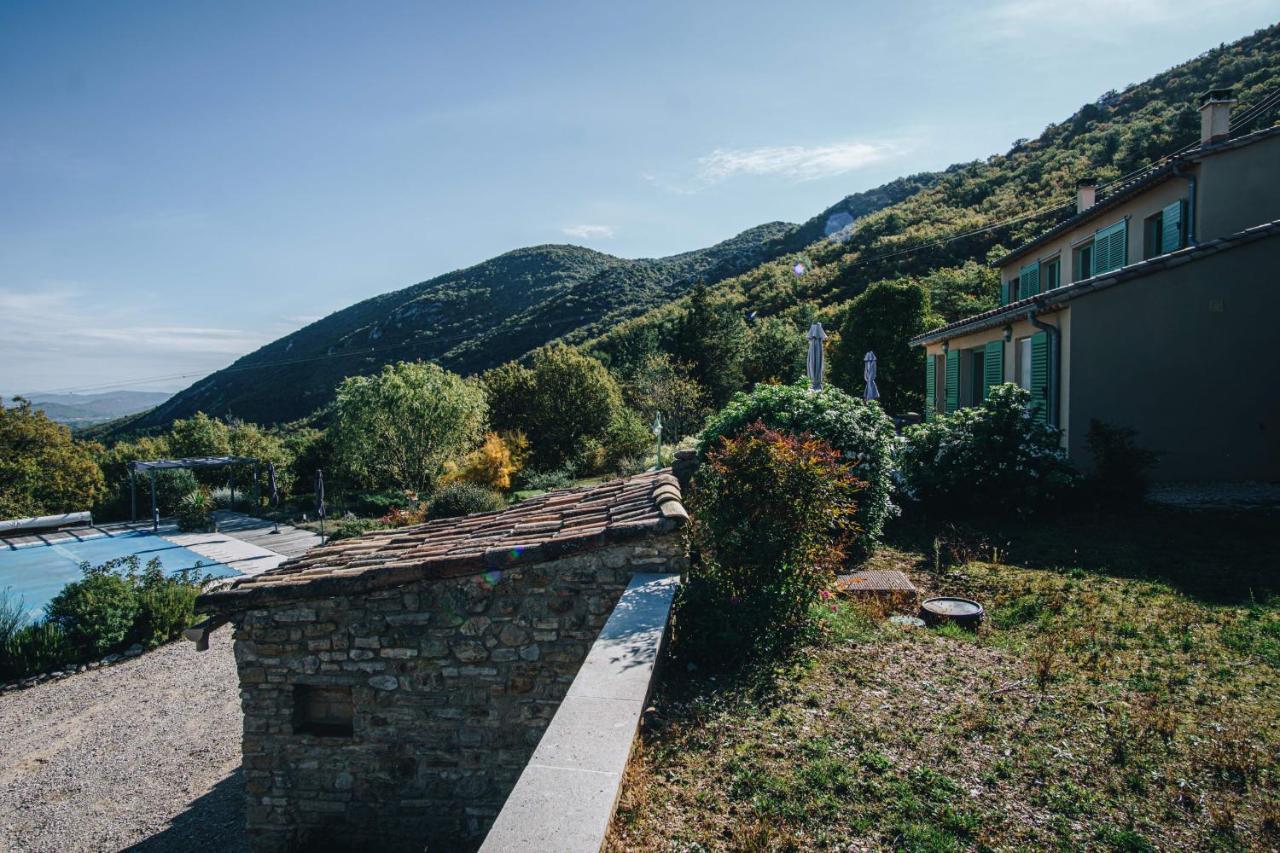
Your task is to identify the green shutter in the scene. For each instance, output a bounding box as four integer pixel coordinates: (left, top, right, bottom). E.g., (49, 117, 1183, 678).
(925, 355, 936, 420)
(1000, 280, 1011, 306)
(1093, 220, 1127, 274)
(1029, 331, 1049, 423)
(1018, 261, 1040, 299)
(983, 340, 1004, 399)
(1161, 200, 1185, 253)
(944, 349, 959, 414)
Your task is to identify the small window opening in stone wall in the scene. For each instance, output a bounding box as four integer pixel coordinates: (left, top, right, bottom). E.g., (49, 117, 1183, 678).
(293, 685, 354, 737)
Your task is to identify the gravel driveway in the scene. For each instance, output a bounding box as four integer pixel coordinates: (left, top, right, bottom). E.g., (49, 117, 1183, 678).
(0, 629, 248, 852)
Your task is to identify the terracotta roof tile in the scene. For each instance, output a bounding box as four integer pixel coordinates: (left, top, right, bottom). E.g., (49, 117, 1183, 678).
(197, 469, 685, 612)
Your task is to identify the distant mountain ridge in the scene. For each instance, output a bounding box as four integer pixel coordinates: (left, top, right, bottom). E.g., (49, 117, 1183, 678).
(131, 222, 816, 428)
(10, 390, 172, 426)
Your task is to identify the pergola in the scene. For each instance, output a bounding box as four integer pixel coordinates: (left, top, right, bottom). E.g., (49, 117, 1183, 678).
(128, 456, 261, 530)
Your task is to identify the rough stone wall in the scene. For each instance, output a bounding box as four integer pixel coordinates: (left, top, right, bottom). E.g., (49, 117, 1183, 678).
(232, 534, 685, 853)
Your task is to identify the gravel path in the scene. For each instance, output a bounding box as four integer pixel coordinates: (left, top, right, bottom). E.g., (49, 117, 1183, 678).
(0, 630, 248, 852)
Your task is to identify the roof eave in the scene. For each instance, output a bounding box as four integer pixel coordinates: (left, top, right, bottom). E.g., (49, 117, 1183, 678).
(914, 219, 1280, 346)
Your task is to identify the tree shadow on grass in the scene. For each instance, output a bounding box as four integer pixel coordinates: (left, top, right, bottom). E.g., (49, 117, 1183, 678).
(126, 768, 248, 853)
(885, 506, 1279, 605)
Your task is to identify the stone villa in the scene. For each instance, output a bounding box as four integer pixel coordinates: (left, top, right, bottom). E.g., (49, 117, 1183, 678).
(194, 470, 688, 852)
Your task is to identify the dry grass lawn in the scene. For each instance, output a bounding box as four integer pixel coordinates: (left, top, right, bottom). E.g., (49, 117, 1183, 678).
(608, 508, 1279, 851)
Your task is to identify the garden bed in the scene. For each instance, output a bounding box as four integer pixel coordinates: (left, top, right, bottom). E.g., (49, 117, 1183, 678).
(608, 508, 1279, 850)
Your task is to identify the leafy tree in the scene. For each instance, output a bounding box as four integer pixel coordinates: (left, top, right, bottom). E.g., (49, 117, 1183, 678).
(333, 361, 487, 494)
(672, 283, 748, 408)
(167, 412, 232, 458)
(480, 361, 536, 435)
(829, 280, 931, 413)
(282, 427, 334, 495)
(522, 344, 623, 469)
(743, 316, 806, 386)
(624, 353, 708, 443)
(919, 260, 999, 321)
(226, 420, 293, 501)
(0, 398, 105, 518)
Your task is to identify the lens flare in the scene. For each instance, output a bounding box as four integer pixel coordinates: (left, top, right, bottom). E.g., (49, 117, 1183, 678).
(793, 263, 807, 276)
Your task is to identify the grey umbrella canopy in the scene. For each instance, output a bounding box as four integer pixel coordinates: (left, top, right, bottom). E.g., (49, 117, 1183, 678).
(864, 351, 881, 402)
(806, 323, 828, 391)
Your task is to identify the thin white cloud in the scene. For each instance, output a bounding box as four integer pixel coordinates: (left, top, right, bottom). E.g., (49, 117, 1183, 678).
(562, 224, 615, 240)
(696, 140, 900, 184)
(0, 285, 274, 395)
(982, 0, 1268, 41)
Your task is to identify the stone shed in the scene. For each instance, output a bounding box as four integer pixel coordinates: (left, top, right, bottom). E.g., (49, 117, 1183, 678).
(194, 470, 688, 852)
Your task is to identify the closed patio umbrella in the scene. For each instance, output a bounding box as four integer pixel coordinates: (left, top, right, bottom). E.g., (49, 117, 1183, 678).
(315, 469, 326, 543)
(864, 351, 881, 402)
(268, 462, 281, 534)
(806, 323, 828, 391)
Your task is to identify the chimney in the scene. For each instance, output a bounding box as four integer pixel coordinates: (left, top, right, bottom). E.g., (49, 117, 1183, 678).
(1076, 178, 1097, 214)
(1199, 88, 1235, 146)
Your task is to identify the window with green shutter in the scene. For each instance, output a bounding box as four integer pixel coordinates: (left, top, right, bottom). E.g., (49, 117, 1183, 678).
(1041, 258, 1060, 291)
(1029, 331, 1049, 423)
(1092, 220, 1127, 274)
(1161, 199, 1185, 253)
(1073, 242, 1094, 282)
(983, 339, 1004, 399)
(925, 355, 936, 419)
(1018, 261, 1040, 299)
(944, 349, 959, 414)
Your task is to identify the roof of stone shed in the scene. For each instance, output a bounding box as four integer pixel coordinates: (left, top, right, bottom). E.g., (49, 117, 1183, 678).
(196, 469, 687, 612)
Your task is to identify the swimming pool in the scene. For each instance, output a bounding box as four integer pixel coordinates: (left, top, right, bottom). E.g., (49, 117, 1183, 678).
(0, 530, 238, 621)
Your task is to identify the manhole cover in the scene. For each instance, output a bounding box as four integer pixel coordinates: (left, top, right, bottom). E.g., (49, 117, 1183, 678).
(921, 597, 984, 628)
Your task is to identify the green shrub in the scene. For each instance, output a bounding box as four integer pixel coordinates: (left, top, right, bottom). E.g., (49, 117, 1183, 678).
(350, 489, 418, 517)
(45, 561, 141, 659)
(0, 621, 71, 681)
(132, 564, 204, 649)
(175, 488, 214, 532)
(698, 381, 896, 553)
(0, 589, 24, 648)
(678, 422, 863, 662)
(520, 468, 575, 492)
(1086, 419, 1159, 508)
(427, 482, 506, 519)
(898, 384, 1077, 516)
(327, 515, 385, 542)
(0, 556, 208, 681)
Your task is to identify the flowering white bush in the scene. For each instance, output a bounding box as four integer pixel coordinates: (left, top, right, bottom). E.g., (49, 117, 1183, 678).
(898, 384, 1077, 516)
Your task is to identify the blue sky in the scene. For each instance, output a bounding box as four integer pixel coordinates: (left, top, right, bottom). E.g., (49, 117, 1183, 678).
(2, 0, 1275, 395)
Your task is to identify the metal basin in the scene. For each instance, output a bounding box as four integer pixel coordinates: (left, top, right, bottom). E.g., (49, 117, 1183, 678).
(921, 596, 984, 629)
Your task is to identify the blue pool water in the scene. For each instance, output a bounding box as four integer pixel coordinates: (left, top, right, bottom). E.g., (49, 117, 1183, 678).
(0, 531, 238, 621)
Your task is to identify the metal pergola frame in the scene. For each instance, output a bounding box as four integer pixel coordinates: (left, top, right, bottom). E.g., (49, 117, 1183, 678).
(127, 456, 261, 531)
